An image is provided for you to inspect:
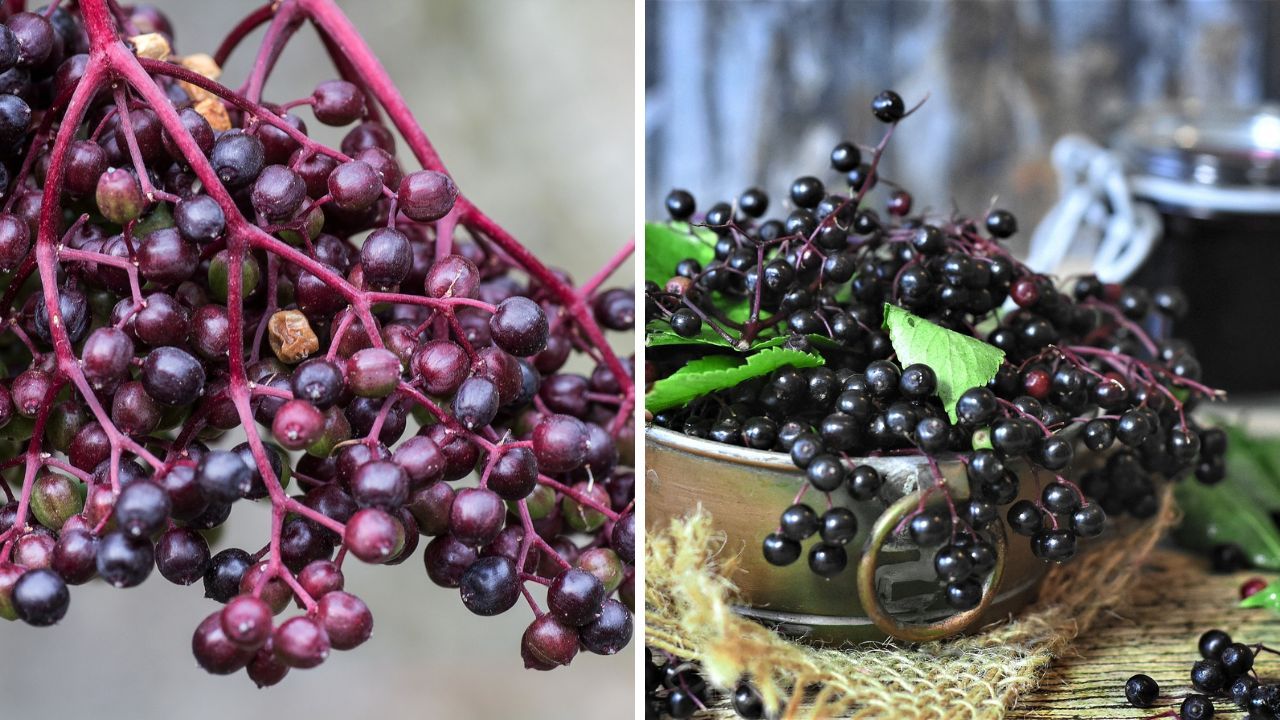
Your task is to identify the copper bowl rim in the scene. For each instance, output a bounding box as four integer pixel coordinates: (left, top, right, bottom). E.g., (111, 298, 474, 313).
(645, 424, 958, 475)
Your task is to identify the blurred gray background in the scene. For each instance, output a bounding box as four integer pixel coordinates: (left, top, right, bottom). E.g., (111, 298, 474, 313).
(0, 1, 634, 719)
(645, 0, 1279, 252)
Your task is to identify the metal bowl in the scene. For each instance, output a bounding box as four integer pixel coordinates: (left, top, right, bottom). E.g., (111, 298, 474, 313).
(645, 425, 1078, 644)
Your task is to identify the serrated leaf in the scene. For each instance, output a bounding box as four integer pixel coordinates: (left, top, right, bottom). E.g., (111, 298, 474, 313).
(881, 304, 1005, 423)
(645, 222, 716, 287)
(645, 347, 824, 413)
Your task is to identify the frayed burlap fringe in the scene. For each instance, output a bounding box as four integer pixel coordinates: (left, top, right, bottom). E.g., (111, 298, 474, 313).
(645, 488, 1178, 720)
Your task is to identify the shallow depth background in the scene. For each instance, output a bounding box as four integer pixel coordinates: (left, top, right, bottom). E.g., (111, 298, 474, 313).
(645, 0, 1279, 254)
(0, 1, 634, 718)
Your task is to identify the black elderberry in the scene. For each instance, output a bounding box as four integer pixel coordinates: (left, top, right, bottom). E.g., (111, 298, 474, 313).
(1154, 287, 1188, 319)
(1033, 529, 1076, 562)
(708, 420, 741, 445)
(741, 417, 778, 450)
(899, 363, 937, 399)
(907, 511, 950, 547)
(1179, 694, 1213, 720)
(911, 225, 945, 255)
(1038, 436, 1074, 471)
(665, 190, 696, 220)
(933, 545, 972, 582)
(984, 209, 1017, 238)
(1118, 287, 1152, 320)
(674, 258, 702, 279)
(669, 308, 702, 338)
(784, 209, 817, 238)
(884, 402, 921, 437)
(1083, 418, 1115, 451)
(966, 541, 997, 575)
(1248, 684, 1280, 717)
(961, 499, 998, 529)
(807, 543, 847, 578)
(991, 418, 1036, 458)
(1125, 673, 1159, 708)
(1220, 642, 1253, 676)
(945, 577, 982, 610)
(789, 433, 822, 469)
(789, 176, 824, 209)
(776, 421, 808, 451)
(1070, 504, 1105, 538)
(977, 471, 1020, 506)
(1199, 629, 1232, 660)
(1007, 500, 1043, 536)
(966, 450, 1005, 484)
(779, 504, 819, 541)
(761, 533, 801, 566)
(738, 187, 768, 218)
(667, 688, 700, 719)
(1041, 482, 1080, 515)
(830, 141, 861, 172)
(732, 682, 765, 720)
(1191, 659, 1228, 694)
(819, 413, 860, 452)
(1168, 428, 1201, 464)
(871, 90, 905, 123)
(851, 205, 879, 233)
(806, 454, 846, 492)
(705, 202, 733, 230)
(1230, 675, 1257, 707)
(864, 360, 900, 400)
(847, 464, 882, 501)
(819, 508, 858, 545)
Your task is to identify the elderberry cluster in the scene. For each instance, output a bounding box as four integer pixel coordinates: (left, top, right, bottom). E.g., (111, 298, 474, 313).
(646, 89, 1223, 614)
(1125, 629, 1280, 719)
(0, 0, 635, 685)
(644, 648, 768, 720)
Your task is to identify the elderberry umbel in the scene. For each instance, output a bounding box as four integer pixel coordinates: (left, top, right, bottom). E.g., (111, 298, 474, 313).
(0, 0, 635, 686)
(646, 90, 1225, 615)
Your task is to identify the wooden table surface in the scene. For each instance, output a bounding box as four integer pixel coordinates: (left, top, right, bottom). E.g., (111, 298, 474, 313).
(683, 548, 1278, 719)
(1012, 549, 1277, 719)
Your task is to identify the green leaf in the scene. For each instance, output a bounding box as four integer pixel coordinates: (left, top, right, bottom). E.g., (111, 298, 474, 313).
(1241, 582, 1280, 610)
(645, 320, 733, 349)
(645, 319, 841, 354)
(645, 222, 716, 287)
(1177, 424, 1280, 572)
(752, 334, 844, 352)
(881, 304, 1005, 423)
(722, 298, 774, 326)
(1175, 467, 1280, 571)
(645, 347, 824, 413)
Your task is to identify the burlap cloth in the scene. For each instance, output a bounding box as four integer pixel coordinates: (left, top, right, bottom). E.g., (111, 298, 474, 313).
(645, 488, 1179, 719)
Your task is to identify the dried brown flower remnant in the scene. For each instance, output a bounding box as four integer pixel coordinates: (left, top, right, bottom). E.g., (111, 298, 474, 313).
(268, 309, 320, 363)
(129, 33, 171, 60)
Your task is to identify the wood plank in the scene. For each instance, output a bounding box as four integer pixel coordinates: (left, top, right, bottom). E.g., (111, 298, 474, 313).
(675, 550, 1276, 718)
(1011, 550, 1273, 719)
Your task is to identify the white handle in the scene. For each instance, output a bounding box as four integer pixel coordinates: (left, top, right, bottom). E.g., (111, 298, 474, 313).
(1027, 135, 1161, 283)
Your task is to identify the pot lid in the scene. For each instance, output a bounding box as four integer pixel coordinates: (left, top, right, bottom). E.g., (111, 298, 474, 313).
(1115, 102, 1280, 188)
